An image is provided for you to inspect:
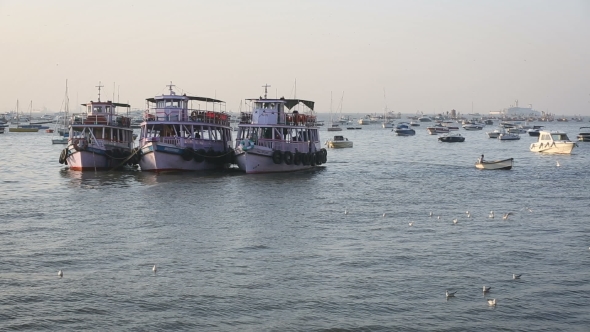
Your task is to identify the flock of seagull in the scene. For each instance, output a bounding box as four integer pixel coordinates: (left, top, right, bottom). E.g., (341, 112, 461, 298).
(445, 273, 523, 307)
(341, 206, 537, 307)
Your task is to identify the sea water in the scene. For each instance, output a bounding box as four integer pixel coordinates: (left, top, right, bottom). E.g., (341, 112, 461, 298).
(1, 117, 589, 331)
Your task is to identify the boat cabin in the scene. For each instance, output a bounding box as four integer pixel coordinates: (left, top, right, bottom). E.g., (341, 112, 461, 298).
(146, 84, 226, 123)
(333, 135, 348, 141)
(537, 131, 571, 143)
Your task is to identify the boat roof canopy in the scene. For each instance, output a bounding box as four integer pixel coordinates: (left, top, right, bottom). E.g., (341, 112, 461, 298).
(81, 101, 130, 108)
(247, 98, 315, 111)
(146, 95, 224, 103)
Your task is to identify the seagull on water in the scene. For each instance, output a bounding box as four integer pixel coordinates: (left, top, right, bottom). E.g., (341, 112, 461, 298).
(429, 211, 433, 217)
(503, 212, 513, 220)
(487, 298, 497, 306)
(344, 209, 349, 215)
(513, 273, 521, 279)
(489, 211, 494, 218)
(382, 213, 387, 217)
(483, 286, 491, 293)
(58, 270, 63, 278)
(153, 265, 157, 274)
(437, 215, 440, 220)
(446, 290, 457, 298)
(453, 218, 458, 225)
(465, 211, 470, 215)
(408, 221, 414, 227)
(556, 160, 560, 167)
(467, 213, 471, 218)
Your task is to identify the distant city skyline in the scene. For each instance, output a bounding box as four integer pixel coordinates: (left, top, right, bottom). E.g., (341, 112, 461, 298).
(1, 0, 589, 115)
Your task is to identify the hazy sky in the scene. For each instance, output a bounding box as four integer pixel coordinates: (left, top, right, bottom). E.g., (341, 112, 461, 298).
(1, 0, 589, 115)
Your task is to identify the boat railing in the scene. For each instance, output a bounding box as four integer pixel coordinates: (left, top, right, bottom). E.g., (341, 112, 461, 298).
(71, 113, 131, 128)
(256, 139, 311, 152)
(145, 109, 230, 126)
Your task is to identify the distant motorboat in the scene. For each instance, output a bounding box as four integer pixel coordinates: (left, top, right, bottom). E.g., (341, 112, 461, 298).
(498, 132, 520, 141)
(527, 125, 544, 137)
(487, 128, 502, 138)
(530, 130, 576, 154)
(394, 123, 415, 136)
(462, 123, 484, 131)
(475, 157, 514, 170)
(438, 133, 465, 142)
(577, 127, 590, 142)
(326, 135, 353, 148)
(427, 125, 449, 135)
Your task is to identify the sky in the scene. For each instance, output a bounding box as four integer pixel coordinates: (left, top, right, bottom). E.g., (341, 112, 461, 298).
(1, 0, 589, 116)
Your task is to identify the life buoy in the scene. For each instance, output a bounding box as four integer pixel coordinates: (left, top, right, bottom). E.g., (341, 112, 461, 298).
(73, 138, 87, 151)
(190, 111, 197, 121)
(293, 152, 302, 165)
(239, 139, 254, 151)
(283, 151, 293, 165)
(182, 147, 194, 161)
(272, 150, 283, 164)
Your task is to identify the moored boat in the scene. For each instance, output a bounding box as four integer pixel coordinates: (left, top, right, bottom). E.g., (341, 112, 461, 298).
(234, 85, 326, 174)
(487, 128, 502, 138)
(475, 155, 514, 170)
(527, 125, 544, 137)
(326, 135, 353, 148)
(394, 122, 415, 136)
(462, 123, 484, 131)
(498, 131, 520, 141)
(427, 124, 449, 135)
(438, 133, 465, 142)
(530, 130, 576, 154)
(577, 127, 590, 142)
(60, 84, 136, 171)
(137, 83, 234, 172)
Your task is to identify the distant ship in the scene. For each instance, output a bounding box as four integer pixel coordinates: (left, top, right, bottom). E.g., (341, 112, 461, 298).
(489, 100, 540, 117)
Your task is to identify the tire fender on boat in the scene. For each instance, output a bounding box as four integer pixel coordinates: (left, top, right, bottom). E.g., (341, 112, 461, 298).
(194, 149, 206, 163)
(283, 151, 293, 165)
(182, 147, 194, 161)
(272, 150, 283, 164)
(58, 148, 68, 164)
(309, 152, 317, 166)
(293, 152, 302, 165)
(320, 148, 328, 163)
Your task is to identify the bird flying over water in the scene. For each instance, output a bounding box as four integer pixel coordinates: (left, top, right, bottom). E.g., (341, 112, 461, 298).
(483, 286, 491, 293)
(503, 212, 513, 220)
(513, 274, 521, 279)
(409, 221, 414, 227)
(446, 290, 457, 298)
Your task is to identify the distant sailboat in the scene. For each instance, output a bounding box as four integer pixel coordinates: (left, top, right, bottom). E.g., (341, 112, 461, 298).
(9, 100, 39, 132)
(52, 80, 70, 144)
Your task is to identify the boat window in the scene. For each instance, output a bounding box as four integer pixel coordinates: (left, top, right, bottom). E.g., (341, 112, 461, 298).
(165, 100, 180, 107)
(157, 101, 165, 108)
(93, 106, 103, 113)
(552, 133, 569, 141)
(105, 106, 111, 113)
(87, 106, 92, 113)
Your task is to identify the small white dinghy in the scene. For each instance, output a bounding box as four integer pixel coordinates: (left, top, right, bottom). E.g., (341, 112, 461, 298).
(475, 155, 513, 170)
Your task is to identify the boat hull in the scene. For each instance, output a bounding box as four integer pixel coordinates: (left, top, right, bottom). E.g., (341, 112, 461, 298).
(235, 149, 318, 174)
(475, 158, 513, 170)
(138, 143, 230, 172)
(529, 142, 576, 154)
(327, 141, 353, 148)
(65, 147, 132, 171)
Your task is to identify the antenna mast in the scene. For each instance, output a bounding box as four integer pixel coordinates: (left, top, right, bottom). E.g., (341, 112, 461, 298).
(262, 84, 271, 99)
(96, 81, 104, 102)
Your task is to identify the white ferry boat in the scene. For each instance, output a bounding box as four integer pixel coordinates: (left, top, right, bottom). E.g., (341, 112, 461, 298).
(529, 130, 577, 154)
(137, 83, 233, 172)
(234, 85, 327, 174)
(60, 84, 135, 171)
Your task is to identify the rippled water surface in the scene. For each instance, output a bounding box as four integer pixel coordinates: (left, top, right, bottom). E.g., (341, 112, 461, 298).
(1, 118, 589, 331)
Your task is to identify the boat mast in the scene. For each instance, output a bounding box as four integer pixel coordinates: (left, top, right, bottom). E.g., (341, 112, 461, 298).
(96, 81, 104, 102)
(262, 84, 270, 99)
